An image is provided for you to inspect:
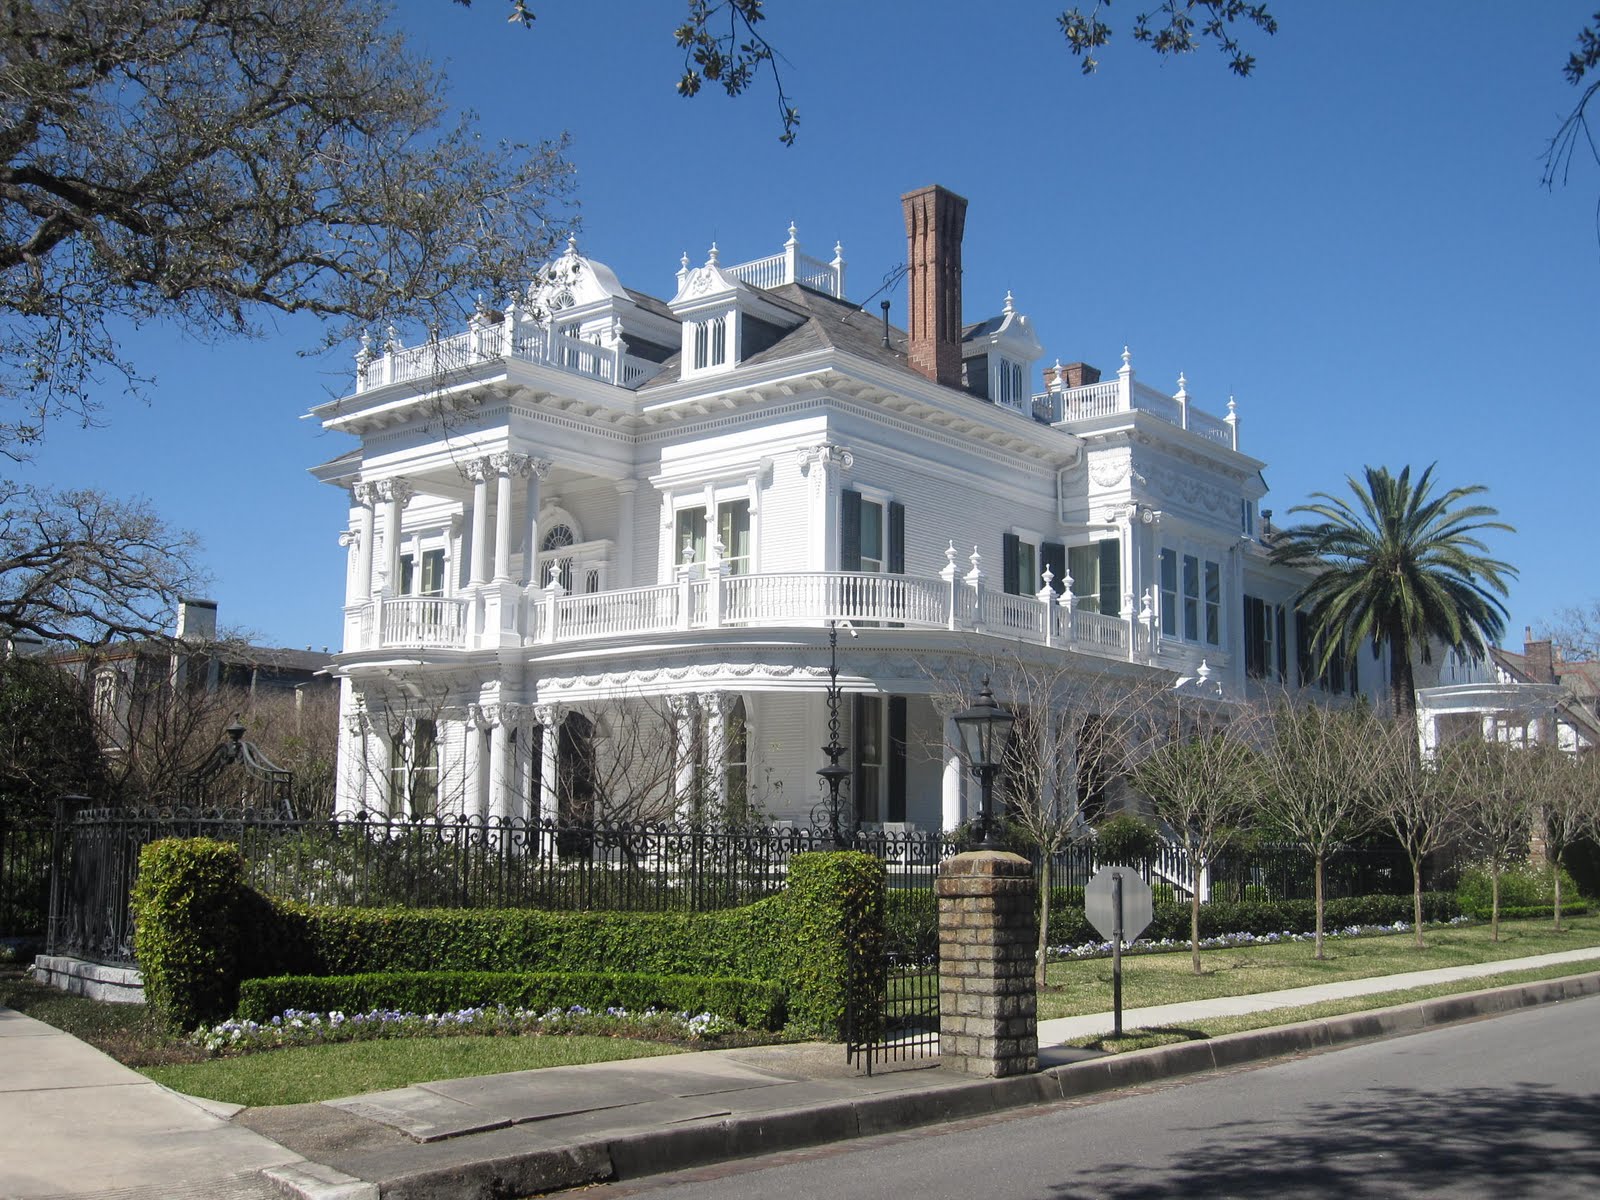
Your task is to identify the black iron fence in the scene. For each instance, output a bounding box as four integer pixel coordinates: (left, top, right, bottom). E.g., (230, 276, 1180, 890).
(0, 819, 52, 939)
(40, 805, 1428, 966)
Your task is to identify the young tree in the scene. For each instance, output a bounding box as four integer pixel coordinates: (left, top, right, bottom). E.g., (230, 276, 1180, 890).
(244, 687, 341, 820)
(1370, 718, 1461, 948)
(1270, 464, 1515, 727)
(1, 0, 573, 455)
(1526, 744, 1600, 932)
(929, 651, 1162, 987)
(1130, 701, 1262, 973)
(1448, 739, 1533, 943)
(1257, 699, 1383, 959)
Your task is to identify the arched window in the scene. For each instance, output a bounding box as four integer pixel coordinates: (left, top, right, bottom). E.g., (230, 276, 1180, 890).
(541, 524, 575, 591)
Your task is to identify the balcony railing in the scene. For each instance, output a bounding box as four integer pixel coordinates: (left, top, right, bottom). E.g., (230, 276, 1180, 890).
(1033, 360, 1239, 450)
(355, 319, 658, 395)
(349, 569, 1195, 670)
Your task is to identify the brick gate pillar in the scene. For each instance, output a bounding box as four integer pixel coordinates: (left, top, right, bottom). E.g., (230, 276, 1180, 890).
(936, 849, 1038, 1077)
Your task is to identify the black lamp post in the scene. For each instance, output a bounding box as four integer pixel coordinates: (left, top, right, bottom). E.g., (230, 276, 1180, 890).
(815, 619, 852, 849)
(952, 677, 1015, 850)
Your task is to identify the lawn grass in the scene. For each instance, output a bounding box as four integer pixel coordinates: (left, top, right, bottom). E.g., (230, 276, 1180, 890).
(141, 1034, 685, 1107)
(1038, 914, 1600, 1021)
(1068, 958, 1600, 1053)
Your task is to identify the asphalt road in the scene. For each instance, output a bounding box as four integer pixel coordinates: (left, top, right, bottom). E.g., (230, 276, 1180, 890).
(596, 994, 1600, 1200)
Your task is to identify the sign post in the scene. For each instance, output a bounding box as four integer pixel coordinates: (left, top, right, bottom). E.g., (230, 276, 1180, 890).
(1085, 864, 1154, 1039)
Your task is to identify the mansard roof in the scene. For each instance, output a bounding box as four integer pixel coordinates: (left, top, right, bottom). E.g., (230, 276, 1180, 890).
(637, 283, 916, 391)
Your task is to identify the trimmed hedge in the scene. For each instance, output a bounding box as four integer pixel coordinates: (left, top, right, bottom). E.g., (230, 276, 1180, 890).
(130, 839, 249, 1030)
(1464, 902, 1590, 922)
(132, 839, 881, 1039)
(237, 970, 787, 1030)
(776, 852, 884, 1038)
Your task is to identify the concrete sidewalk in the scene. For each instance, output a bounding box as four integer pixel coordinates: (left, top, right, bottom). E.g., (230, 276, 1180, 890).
(6, 948, 1600, 1200)
(0, 1006, 301, 1200)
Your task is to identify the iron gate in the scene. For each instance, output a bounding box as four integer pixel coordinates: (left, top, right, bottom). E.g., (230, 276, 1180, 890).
(845, 844, 942, 1074)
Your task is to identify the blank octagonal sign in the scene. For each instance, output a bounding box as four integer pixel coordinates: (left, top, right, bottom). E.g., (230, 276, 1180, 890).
(1084, 864, 1154, 944)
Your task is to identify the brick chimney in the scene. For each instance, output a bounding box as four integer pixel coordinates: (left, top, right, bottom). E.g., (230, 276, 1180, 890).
(1523, 627, 1557, 683)
(902, 185, 968, 388)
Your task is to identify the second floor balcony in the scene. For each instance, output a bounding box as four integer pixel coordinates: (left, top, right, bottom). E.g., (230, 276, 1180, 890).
(344, 561, 1216, 674)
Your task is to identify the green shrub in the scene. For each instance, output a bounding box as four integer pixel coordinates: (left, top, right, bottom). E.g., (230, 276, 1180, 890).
(1456, 864, 1580, 916)
(237, 970, 787, 1030)
(1094, 813, 1160, 864)
(1151, 882, 1178, 905)
(1243, 883, 1272, 905)
(131, 839, 249, 1031)
(776, 851, 884, 1039)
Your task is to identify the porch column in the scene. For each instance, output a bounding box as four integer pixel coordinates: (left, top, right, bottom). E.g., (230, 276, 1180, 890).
(464, 457, 491, 586)
(524, 458, 551, 584)
(614, 479, 637, 588)
(535, 704, 562, 821)
(670, 694, 699, 819)
(337, 699, 369, 818)
(487, 705, 515, 822)
(351, 484, 377, 601)
(701, 692, 728, 815)
(462, 705, 484, 819)
(798, 442, 852, 571)
(491, 453, 532, 583)
(942, 713, 965, 831)
(378, 478, 414, 596)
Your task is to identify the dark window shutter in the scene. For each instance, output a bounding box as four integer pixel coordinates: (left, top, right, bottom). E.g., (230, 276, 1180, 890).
(888, 501, 905, 574)
(1002, 532, 1021, 595)
(1276, 606, 1288, 681)
(1099, 540, 1120, 614)
(840, 489, 862, 571)
(888, 696, 907, 823)
(1041, 542, 1066, 595)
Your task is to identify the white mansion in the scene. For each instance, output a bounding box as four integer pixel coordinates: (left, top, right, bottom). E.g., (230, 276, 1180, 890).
(313, 184, 1548, 831)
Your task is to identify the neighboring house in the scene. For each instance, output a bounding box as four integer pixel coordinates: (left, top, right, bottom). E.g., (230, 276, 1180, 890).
(49, 598, 335, 760)
(311, 184, 1386, 828)
(1415, 630, 1600, 758)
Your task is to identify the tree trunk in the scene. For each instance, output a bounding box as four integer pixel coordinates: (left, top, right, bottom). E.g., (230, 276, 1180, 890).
(1036, 852, 1052, 989)
(1491, 868, 1501, 942)
(1314, 852, 1326, 960)
(1190, 885, 1202, 975)
(1411, 852, 1425, 949)
(1388, 623, 1417, 733)
(1553, 862, 1563, 933)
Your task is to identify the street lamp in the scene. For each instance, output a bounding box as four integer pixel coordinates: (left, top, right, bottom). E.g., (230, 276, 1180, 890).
(953, 677, 1015, 850)
(815, 619, 857, 849)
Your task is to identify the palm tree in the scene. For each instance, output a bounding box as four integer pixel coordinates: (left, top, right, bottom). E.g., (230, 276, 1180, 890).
(1270, 464, 1516, 724)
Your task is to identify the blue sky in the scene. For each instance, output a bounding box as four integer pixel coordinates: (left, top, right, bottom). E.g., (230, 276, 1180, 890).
(23, 1, 1599, 654)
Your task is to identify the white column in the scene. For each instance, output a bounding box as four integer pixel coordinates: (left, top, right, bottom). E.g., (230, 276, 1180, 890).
(492, 455, 517, 583)
(670, 694, 698, 819)
(535, 704, 562, 821)
(525, 459, 550, 584)
(941, 715, 965, 831)
(466, 457, 490, 586)
(462, 707, 483, 819)
(615, 479, 637, 589)
(379, 478, 413, 596)
(702, 692, 728, 814)
(352, 484, 377, 601)
(488, 708, 512, 822)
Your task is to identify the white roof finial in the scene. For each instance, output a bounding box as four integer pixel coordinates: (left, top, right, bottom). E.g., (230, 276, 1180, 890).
(1003, 290, 1015, 315)
(707, 242, 720, 265)
(565, 234, 578, 256)
(1122, 345, 1132, 368)
(785, 221, 798, 247)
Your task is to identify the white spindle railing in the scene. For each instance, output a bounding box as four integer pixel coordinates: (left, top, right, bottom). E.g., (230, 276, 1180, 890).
(355, 571, 1157, 664)
(725, 252, 787, 290)
(1042, 378, 1236, 449)
(376, 596, 468, 648)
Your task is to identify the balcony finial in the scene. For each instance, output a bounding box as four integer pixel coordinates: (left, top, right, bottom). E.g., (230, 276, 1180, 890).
(1176, 372, 1187, 399)
(785, 221, 798, 248)
(1121, 345, 1132, 371)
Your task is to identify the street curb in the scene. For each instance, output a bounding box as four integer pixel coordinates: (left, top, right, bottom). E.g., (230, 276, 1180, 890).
(262, 970, 1600, 1199)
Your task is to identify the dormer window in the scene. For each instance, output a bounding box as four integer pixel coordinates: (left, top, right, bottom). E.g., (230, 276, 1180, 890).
(693, 318, 728, 371)
(994, 359, 1025, 408)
